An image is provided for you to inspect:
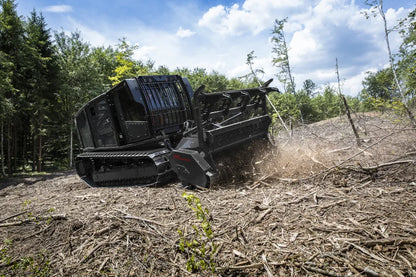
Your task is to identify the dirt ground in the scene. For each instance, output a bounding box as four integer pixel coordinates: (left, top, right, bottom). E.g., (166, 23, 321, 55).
(0, 113, 415, 276)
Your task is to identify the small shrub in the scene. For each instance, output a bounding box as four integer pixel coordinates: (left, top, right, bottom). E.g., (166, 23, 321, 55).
(178, 192, 218, 273)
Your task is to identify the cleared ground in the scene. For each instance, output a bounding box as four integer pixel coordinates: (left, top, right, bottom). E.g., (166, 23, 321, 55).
(0, 113, 415, 276)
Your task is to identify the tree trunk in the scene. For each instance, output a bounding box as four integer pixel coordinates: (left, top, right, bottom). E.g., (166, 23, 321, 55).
(248, 55, 290, 134)
(283, 40, 295, 94)
(283, 38, 304, 124)
(336, 58, 361, 146)
(32, 131, 36, 172)
(37, 131, 42, 172)
(335, 58, 343, 119)
(1, 119, 5, 176)
(342, 95, 361, 146)
(69, 121, 73, 168)
(7, 120, 11, 175)
(13, 122, 17, 172)
(379, 0, 416, 127)
(22, 132, 27, 172)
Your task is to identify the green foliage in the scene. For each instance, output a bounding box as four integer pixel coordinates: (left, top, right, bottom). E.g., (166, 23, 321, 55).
(315, 86, 343, 118)
(25, 10, 59, 172)
(0, 0, 28, 173)
(0, 239, 13, 267)
(178, 192, 217, 273)
(296, 90, 316, 122)
(54, 31, 99, 110)
(0, 1, 254, 174)
(267, 84, 363, 124)
(359, 91, 407, 115)
(360, 3, 416, 114)
(240, 50, 264, 85)
(268, 91, 299, 122)
(303, 79, 317, 96)
(271, 17, 295, 93)
(398, 7, 416, 99)
(0, 0, 415, 173)
(361, 68, 396, 100)
(53, 31, 116, 166)
(0, 203, 58, 276)
(344, 95, 362, 113)
(0, 240, 51, 277)
(90, 46, 118, 91)
(108, 38, 152, 86)
(0, 51, 14, 106)
(172, 67, 251, 93)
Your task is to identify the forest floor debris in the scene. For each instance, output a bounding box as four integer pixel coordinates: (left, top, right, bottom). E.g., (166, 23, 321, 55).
(0, 113, 415, 276)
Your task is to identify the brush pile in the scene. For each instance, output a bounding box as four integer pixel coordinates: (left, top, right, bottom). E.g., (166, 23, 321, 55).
(0, 113, 415, 276)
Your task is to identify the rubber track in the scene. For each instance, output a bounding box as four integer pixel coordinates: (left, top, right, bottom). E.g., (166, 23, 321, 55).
(76, 148, 170, 159)
(76, 148, 175, 187)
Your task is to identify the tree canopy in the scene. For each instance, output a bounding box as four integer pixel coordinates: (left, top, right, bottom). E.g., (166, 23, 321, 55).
(0, 0, 415, 175)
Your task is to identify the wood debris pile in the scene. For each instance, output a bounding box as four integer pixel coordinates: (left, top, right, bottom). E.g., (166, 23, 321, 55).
(0, 113, 415, 276)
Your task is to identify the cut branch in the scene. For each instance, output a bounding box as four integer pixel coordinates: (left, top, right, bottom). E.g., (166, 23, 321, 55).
(0, 211, 26, 223)
(360, 237, 416, 247)
(360, 160, 415, 171)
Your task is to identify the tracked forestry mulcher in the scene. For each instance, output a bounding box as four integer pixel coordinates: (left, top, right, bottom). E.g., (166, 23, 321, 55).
(74, 75, 278, 188)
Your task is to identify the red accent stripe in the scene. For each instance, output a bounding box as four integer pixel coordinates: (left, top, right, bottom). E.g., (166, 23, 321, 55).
(173, 154, 191, 162)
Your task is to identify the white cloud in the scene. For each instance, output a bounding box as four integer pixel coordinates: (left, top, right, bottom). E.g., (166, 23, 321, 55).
(281, 0, 410, 93)
(126, 2, 410, 95)
(44, 5, 72, 13)
(195, 0, 403, 93)
(198, 5, 229, 34)
(43, 0, 410, 96)
(342, 70, 371, 96)
(198, 0, 307, 36)
(133, 45, 155, 61)
(67, 17, 114, 47)
(176, 27, 196, 38)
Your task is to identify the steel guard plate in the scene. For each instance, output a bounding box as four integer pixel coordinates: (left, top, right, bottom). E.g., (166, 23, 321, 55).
(169, 149, 213, 187)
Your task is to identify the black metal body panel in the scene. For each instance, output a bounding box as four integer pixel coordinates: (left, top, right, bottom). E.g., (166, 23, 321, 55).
(205, 115, 271, 153)
(74, 75, 279, 188)
(74, 75, 194, 152)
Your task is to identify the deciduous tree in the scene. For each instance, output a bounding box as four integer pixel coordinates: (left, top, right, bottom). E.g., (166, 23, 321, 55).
(364, 0, 416, 126)
(54, 31, 98, 167)
(271, 18, 295, 94)
(398, 7, 416, 104)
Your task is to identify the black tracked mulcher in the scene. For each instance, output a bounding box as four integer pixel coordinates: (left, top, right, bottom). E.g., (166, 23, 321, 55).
(75, 75, 278, 188)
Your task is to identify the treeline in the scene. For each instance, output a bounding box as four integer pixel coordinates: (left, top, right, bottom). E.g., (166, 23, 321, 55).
(0, 0, 415, 175)
(0, 0, 254, 175)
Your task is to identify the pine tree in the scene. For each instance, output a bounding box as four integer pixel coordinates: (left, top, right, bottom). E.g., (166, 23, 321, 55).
(0, 51, 14, 176)
(25, 10, 59, 171)
(0, 0, 26, 174)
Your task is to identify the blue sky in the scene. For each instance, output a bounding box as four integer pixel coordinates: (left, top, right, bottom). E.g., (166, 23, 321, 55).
(16, 0, 415, 95)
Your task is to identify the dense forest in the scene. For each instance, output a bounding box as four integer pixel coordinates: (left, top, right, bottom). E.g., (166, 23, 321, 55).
(0, 0, 415, 175)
